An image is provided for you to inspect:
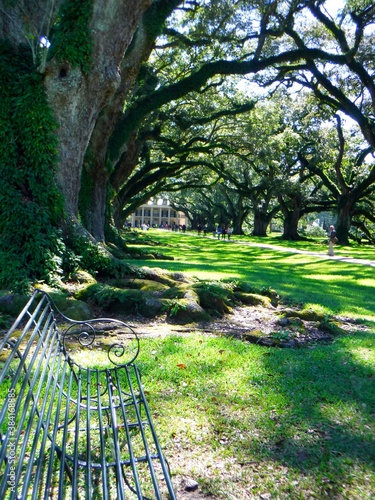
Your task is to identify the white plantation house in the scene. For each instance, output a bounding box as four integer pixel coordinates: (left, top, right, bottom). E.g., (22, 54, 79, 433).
(127, 200, 187, 229)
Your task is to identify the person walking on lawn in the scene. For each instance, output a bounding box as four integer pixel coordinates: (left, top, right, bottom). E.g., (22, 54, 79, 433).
(328, 225, 337, 256)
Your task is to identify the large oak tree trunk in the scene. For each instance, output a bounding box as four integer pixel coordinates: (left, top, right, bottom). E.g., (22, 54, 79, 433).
(232, 216, 246, 236)
(335, 194, 354, 245)
(80, 0, 180, 240)
(79, 21, 153, 240)
(279, 194, 302, 240)
(252, 210, 271, 237)
(42, 0, 151, 218)
(282, 213, 300, 240)
(111, 132, 143, 229)
(224, 194, 247, 235)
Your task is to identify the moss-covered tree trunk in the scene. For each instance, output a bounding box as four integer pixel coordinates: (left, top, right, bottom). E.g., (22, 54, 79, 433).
(0, 0, 151, 290)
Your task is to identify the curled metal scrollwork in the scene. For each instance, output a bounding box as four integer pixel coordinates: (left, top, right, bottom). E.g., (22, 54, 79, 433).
(60, 318, 140, 366)
(63, 323, 96, 347)
(38, 290, 141, 367)
(108, 343, 126, 365)
(108, 336, 139, 366)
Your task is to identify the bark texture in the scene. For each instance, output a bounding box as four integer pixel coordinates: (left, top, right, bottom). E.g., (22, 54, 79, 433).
(42, 0, 152, 216)
(252, 211, 272, 237)
(279, 193, 302, 240)
(78, 0, 181, 239)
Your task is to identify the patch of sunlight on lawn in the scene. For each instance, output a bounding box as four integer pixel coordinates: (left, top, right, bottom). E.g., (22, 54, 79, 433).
(191, 270, 242, 280)
(304, 274, 354, 281)
(66, 349, 111, 368)
(346, 308, 375, 322)
(303, 303, 330, 314)
(276, 253, 327, 263)
(319, 401, 370, 424)
(356, 278, 375, 287)
(191, 271, 224, 279)
(350, 347, 375, 366)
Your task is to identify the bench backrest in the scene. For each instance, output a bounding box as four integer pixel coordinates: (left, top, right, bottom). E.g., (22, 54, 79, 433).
(0, 290, 175, 499)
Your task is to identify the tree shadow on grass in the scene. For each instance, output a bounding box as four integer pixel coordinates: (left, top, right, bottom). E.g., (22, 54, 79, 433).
(237, 333, 375, 498)
(137, 331, 375, 496)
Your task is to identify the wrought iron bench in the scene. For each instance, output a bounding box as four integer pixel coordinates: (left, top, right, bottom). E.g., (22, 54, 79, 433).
(0, 289, 176, 499)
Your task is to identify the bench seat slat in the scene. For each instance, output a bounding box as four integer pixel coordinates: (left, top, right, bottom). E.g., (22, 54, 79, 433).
(85, 368, 92, 499)
(20, 340, 64, 499)
(58, 369, 75, 499)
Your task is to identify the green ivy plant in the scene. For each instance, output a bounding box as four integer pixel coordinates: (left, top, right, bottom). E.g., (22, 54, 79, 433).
(0, 42, 64, 293)
(49, 0, 93, 73)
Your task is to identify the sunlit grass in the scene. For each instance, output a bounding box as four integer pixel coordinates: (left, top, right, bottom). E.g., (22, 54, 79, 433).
(127, 230, 375, 322)
(239, 233, 375, 259)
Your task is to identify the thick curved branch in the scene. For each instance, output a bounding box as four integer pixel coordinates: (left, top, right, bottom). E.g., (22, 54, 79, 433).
(108, 47, 357, 164)
(333, 114, 347, 192)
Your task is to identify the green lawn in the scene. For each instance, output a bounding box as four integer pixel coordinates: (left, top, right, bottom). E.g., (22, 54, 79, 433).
(242, 233, 375, 260)
(120, 230, 375, 498)
(137, 333, 375, 499)
(130, 229, 375, 322)
(2, 230, 372, 498)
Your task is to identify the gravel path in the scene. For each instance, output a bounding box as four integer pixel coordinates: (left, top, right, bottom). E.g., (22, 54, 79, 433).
(233, 240, 375, 267)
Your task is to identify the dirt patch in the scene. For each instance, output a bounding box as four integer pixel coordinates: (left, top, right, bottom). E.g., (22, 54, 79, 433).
(117, 304, 368, 348)
(3, 303, 365, 352)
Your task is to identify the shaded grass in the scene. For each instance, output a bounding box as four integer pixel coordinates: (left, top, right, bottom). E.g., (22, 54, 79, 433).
(128, 230, 375, 322)
(136, 331, 375, 498)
